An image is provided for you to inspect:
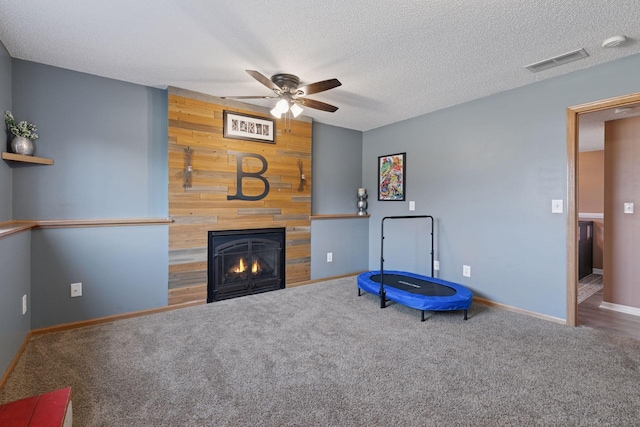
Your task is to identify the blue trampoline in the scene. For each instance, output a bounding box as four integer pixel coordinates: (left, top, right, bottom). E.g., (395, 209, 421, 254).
(358, 215, 473, 321)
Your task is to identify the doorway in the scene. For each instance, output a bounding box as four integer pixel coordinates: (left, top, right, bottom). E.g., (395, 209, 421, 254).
(567, 91, 640, 330)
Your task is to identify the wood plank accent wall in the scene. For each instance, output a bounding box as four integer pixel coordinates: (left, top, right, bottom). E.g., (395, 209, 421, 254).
(168, 88, 312, 305)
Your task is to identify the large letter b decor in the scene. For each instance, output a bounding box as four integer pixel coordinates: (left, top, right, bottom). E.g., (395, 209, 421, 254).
(227, 151, 270, 201)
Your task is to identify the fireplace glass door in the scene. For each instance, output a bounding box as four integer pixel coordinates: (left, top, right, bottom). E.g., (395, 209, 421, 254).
(208, 228, 285, 302)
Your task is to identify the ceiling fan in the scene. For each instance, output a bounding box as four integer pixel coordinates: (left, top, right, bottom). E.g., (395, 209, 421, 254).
(221, 70, 341, 118)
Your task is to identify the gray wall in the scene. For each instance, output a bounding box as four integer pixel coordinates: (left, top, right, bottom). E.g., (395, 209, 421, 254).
(11, 60, 167, 219)
(31, 226, 167, 329)
(311, 122, 368, 279)
(11, 60, 169, 328)
(0, 232, 30, 376)
(312, 123, 363, 214)
(311, 218, 369, 279)
(0, 39, 26, 381)
(0, 40, 11, 221)
(363, 53, 640, 320)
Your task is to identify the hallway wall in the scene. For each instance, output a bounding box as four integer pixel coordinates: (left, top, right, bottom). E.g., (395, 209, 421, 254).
(604, 116, 640, 309)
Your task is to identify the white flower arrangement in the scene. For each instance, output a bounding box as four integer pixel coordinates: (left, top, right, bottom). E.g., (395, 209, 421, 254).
(4, 110, 39, 140)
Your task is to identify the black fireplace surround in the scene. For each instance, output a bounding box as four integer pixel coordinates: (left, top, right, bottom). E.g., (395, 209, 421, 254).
(207, 228, 285, 302)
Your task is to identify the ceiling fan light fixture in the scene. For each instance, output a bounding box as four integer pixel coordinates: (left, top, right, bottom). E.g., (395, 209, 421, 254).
(270, 107, 282, 118)
(227, 70, 340, 116)
(275, 99, 290, 114)
(290, 103, 303, 118)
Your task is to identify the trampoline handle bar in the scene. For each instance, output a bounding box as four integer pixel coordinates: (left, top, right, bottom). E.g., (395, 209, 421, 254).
(380, 215, 435, 307)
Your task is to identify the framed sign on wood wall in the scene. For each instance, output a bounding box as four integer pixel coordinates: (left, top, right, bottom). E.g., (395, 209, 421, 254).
(223, 110, 275, 143)
(378, 152, 406, 201)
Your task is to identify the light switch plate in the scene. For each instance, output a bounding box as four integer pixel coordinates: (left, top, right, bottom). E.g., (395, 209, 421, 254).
(70, 282, 82, 297)
(409, 201, 415, 211)
(552, 199, 563, 213)
(624, 202, 634, 214)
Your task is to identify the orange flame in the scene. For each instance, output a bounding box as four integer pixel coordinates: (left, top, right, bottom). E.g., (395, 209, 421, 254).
(231, 258, 261, 274)
(234, 258, 245, 273)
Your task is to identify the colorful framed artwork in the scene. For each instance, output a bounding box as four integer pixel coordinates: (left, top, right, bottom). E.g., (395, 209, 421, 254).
(378, 152, 405, 201)
(223, 110, 275, 143)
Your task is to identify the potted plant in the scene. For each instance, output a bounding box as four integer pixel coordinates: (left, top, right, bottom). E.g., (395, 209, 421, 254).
(4, 110, 39, 156)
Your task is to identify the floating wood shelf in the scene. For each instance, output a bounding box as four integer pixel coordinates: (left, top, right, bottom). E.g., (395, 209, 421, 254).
(32, 218, 174, 228)
(2, 152, 54, 165)
(0, 221, 38, 240)
(310, 214, 370, 220)
(1, 218, 172, 240)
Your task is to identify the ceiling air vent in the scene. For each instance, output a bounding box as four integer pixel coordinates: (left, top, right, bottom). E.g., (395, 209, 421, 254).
(525, 48, 589, 73)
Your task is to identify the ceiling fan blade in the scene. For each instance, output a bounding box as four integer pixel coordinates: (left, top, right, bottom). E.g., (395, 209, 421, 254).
(246, 70, 281, 93)
(220, 95, 278, 99)
(297, 78, 342, 96)
(295, 98, 339, 113)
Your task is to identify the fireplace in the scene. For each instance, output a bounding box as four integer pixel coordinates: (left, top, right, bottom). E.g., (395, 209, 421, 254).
(207, 228, 285, 302)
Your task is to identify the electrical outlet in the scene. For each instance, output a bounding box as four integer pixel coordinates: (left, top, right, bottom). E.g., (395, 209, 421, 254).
(22, 295, 27, 315)
(70, 282, 82, 298)
(434, 260, 440, 271)
(463, 265, 471, 277)
(327, 252, 333, 263)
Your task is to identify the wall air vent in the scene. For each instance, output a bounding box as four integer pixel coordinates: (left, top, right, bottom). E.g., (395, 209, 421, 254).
(525, 48, 589, 73)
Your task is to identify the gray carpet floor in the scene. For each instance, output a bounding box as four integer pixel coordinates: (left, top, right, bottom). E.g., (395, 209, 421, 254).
(1, 276, 639, 426)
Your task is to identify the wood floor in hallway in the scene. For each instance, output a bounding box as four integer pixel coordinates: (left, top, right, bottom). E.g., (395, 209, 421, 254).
(579, 290, 640, 341)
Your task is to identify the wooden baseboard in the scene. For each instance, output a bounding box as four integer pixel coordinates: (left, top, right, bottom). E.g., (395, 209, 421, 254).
(287, 271, 363, 288)
(0, 331, 32, 390)
(30, 301, 204, 336)
(473, 296, 566, 324)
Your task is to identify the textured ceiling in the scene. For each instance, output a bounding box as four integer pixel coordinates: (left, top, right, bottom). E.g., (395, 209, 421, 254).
(0, 0, 639, 131)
